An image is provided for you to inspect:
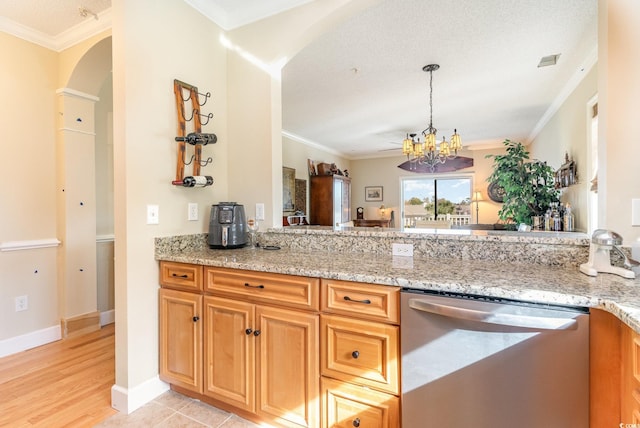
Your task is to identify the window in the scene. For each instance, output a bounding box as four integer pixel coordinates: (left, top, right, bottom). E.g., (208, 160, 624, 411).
(401, 176, 472, 228)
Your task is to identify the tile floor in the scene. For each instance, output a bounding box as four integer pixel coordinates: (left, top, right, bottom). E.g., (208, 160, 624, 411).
(95, 390, 264, 427)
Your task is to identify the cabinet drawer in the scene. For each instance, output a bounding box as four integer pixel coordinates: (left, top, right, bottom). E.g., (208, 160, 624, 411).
(160, 261, 203, 292)
(205, 267, 319, 311)
(321, 314, 399, 395)
(321, 279, 399, 324)
(321, 377, 399, 428)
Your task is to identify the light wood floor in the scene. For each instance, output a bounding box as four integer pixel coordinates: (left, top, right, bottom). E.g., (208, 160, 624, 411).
(0, 323, 117, 427)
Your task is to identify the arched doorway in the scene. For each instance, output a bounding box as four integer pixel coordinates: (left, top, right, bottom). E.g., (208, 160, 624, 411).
(57, 36, 113, 335)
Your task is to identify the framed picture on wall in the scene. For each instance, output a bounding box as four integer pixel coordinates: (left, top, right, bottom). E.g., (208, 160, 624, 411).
(283, 167, 296, 213)
(365, 186, 383, 202)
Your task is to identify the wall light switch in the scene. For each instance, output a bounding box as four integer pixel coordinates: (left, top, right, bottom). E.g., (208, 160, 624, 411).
(632, 199, 640, 226)
(147, 204, 159, 225)
(256, 203, 265, 221)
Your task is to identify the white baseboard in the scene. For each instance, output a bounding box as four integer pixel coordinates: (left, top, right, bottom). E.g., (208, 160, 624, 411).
(0, 324, 62, 358)
(0, 312, 113, 358)
(100, 309, 115, 326)
(111, 376, 170, 415)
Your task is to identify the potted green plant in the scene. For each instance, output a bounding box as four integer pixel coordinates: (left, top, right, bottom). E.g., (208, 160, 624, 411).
(486, 140, 559, 227)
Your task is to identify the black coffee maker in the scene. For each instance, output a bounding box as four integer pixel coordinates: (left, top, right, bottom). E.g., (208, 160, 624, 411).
(208, 202, 248, 249)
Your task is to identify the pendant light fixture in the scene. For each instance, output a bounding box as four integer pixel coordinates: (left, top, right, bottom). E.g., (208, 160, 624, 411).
(402, 64, 462, 171)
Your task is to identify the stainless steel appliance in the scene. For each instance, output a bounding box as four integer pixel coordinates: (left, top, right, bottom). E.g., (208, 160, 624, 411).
(401, 289, 589, 428)
(207, 202, 248, 249)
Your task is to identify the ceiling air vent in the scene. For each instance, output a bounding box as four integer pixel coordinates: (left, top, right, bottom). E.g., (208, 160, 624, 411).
(538, 54, 560, 68)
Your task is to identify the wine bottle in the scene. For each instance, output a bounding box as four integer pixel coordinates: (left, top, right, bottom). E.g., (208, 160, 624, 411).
(174, 133, 217, 145)
(172, 176, 214, 187)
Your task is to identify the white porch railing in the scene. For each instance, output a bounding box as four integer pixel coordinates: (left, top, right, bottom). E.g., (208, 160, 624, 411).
(403, 214, 471, 228)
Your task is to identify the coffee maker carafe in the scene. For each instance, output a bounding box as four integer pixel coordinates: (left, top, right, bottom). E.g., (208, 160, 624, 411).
(208, 202, 248, 249)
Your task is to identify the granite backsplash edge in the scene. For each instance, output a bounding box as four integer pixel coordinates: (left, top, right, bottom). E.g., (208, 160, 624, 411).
(155, 230, 591, 268)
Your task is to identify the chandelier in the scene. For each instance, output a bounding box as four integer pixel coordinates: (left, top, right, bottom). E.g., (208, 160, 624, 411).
(402, 64, 462, 171)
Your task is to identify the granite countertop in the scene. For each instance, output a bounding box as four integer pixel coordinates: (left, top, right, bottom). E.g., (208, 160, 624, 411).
(155, 235, 640, 334)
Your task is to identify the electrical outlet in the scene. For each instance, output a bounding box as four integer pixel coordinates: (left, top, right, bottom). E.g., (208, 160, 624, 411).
(188, 203, 198, 221)
(15, 295, 28, 312)
(147, 205, 159, 225)
(256, 203, 265, 221)
(392, 243, 414, 257)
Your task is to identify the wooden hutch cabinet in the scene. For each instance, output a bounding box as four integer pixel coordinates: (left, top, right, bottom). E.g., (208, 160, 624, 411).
(310, 175, 351, 226)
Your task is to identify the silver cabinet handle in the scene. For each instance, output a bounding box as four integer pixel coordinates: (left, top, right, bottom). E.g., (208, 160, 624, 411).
(408, 299, 578, 331)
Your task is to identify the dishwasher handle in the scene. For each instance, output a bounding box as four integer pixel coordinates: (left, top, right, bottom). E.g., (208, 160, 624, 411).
(408, 298, 578, 331)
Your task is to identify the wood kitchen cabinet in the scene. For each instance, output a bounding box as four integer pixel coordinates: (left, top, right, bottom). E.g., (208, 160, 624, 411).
(160, 262, 404, 427)
(159, 262, 204, 393)
(203, 294, 320, 427)
(310, 175, 351, 226)
(204, 267, 320, 428)
(320, 279, 400, 428)
(159, 288, 203, 393)
(589, 307, 640, 427)
(622, 318, 640, 423)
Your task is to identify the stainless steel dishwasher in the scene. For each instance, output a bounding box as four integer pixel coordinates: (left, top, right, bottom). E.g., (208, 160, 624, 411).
(401, 289, 589, 428)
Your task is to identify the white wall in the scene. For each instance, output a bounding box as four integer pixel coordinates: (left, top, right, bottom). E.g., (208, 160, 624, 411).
(0, 33, 59, 342)
(530, 65, 597, 233)
(111, 0, 229, 399)
(96, 74, 114, 238)
(0, 29, 116, 349)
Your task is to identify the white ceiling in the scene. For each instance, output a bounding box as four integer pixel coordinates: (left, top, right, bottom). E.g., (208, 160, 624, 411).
(282, 0, 598, 158)
(184, 0, 313, 30)
(0, 0, 598, 159)
(0, 0, 112, 50)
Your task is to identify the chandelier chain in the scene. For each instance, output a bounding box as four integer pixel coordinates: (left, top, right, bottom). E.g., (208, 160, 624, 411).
(401, 63, 461, 172)
(429, 67, 433, 131)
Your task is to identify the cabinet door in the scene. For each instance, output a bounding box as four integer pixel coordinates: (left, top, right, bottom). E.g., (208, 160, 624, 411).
(203, 296, 255, 412)
(257, 306, 320, 427)
(622, 322, 640, 423)
(159, 288, 202, 393)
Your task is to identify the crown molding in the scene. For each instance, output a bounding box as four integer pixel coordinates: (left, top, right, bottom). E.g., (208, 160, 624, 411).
(282, 129, 352, 159)
(0, 8, 112, 52)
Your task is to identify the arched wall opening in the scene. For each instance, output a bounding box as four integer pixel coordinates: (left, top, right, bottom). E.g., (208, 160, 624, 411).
(57, 35, 114, 335)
